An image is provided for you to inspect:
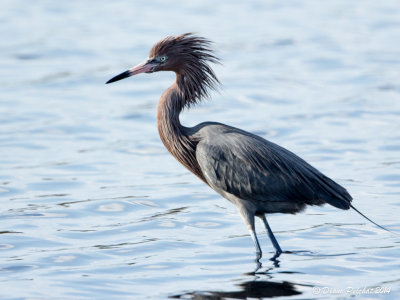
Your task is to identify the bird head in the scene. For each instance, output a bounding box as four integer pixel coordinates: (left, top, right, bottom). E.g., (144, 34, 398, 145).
(106, 33, 220, 88)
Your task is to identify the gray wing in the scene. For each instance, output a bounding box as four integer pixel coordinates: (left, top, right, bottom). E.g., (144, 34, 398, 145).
(195, 124, 352, 212)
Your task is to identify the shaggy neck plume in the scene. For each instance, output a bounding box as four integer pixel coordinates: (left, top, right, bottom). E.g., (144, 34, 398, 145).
(157, 76, 206, 182)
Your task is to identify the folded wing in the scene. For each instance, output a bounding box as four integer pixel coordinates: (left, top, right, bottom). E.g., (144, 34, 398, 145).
(196, 125, 352, 213)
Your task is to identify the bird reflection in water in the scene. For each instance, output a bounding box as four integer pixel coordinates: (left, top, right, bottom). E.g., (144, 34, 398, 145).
(170, 279, 302, 299)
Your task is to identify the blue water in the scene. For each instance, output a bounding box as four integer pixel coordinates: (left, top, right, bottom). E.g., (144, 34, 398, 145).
(1, 1, 400, 299)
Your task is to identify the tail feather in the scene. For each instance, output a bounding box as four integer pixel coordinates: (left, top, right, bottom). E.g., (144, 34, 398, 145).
(350, 204, 397, 235)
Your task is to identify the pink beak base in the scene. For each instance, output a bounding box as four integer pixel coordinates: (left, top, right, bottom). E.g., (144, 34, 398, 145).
(106, 61, 156, 84)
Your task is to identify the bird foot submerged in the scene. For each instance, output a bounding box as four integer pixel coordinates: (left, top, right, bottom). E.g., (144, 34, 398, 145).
(255, 249, 284, 261)
(253, 250, 282, 271)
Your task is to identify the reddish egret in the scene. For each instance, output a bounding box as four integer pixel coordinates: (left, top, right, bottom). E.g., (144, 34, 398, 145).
(106, 33, 390, 259)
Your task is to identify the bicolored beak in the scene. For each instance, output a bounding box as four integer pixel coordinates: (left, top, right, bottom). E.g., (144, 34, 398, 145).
(106, 60, 158, 84)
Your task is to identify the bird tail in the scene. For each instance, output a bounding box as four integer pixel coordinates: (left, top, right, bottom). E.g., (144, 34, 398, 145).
(350, 204, 397, 235)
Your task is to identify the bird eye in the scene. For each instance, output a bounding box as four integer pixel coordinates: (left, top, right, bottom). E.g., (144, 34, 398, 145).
(159, 56, 167, 62)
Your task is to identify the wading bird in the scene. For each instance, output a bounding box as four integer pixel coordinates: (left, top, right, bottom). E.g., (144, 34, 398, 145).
(106, 33, 389, 259)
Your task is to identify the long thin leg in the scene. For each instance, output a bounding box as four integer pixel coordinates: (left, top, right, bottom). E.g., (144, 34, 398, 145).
(261, 215, 282, 255)
(249, 229, 262, 259)
(237, 206, 262, 259)
(249, 229, 263, 271)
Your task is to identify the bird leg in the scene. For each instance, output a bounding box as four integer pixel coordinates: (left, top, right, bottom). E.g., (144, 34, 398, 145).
(260, 215, 282, 256)
(249, 229, 262, 260)
(238, 207, 262, 259)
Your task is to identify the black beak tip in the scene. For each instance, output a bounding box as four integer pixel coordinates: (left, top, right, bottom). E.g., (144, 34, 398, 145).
(105, 70, 131, 84)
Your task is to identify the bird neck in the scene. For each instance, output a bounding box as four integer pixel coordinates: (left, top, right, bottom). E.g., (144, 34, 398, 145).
(157, 76, 206, 182)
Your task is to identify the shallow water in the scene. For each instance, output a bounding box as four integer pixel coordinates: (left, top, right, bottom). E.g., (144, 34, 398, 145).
(1, 0, 400, 299)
